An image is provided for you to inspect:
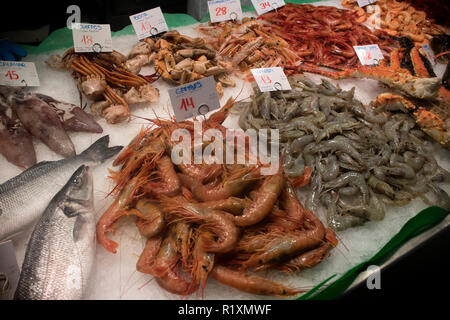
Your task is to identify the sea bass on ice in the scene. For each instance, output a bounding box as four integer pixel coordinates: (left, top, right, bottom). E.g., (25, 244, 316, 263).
(14, 165, 95, 300)
(0, 135, 122, 241)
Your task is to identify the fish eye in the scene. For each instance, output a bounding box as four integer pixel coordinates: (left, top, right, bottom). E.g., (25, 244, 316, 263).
(73, 177, 82, 186)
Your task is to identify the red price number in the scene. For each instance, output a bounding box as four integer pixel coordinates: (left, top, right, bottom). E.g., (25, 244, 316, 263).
(180, 97, 195, 111)
(81, 35, 93, 46)
(141, 21, 151, 32)
(215, 6, 227, 16)
(260, 75, 272, 84)
(362, 49, 372, 62)
(4, 70, 19, 81)
(260, 2, 271, 10)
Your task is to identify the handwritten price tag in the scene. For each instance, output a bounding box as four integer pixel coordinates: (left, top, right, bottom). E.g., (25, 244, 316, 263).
(168, 76, 221, 122)
(357, 0, 377, 7)
(251, 67, 291, 92)
(251, 0, 285, 16)
(72, 23, 113, 53)
(422, 43, 436, 65)
(208, 0, 243, 23)
(354, 44, 384, 65)
(0, 61, 40, 87)
(130, 7, 169, 40)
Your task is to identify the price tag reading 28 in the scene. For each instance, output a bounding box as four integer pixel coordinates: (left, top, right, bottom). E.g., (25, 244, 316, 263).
(251, 67, 291, 92)
(130, 7, 169, 40)
(251, 0, 285, 16)
(208, 0, 243, 23)
(168, 76, 221, 122)
(0, 61, 40, 87)
(72, 23, 113, 53)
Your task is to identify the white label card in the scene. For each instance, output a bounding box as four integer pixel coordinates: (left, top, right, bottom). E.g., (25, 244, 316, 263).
(251, 0, 285, 16)
(130, 7, 169, 40)
(0, 61, 40, 87)
(208, 0, 243, 23)
(169, 76, 221, 122)
(357, 0, 377, 7)
(422, 43, 436, 65)
(72, 23, 113, 53)
(354, 44, 384, 65)
(251, 67, 291, 92)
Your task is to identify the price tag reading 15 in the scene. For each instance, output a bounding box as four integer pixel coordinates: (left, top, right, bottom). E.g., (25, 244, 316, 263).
(251, 67, 291, 92)
(130, 7, 169, 40)
(251, 0, 286, 16)
(0, 61, 40, 87)
(72, 23, 113, 53)
(168, 76, 221, 122)
(208, 0, 243, 23)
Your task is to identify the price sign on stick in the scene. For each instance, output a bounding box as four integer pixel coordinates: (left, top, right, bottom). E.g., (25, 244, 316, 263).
(130, 7, 169, 40)
(357, 0, 377, 7)
(208, 0, 243, 23)
(0, 61, 40, 87)
(421, 43, 436, 65)
(72, 23, 112, 53)
(168, 76, 221, 122)
(251, 67, 291, 92)
(251, 0, 285, 16)
(354, 44, 384, 65)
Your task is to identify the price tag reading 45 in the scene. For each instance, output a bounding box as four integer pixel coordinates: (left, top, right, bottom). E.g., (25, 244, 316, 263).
(208, 0, 243, 23)
(251, 0, 285, 16)
(0, 61, 40, 87)
(168, 76, 221, 122)
(72, 23, 113, 53)
(130, 7, 169, 40)
(251, 67, 291, 92)
(354, 44, 384, 65)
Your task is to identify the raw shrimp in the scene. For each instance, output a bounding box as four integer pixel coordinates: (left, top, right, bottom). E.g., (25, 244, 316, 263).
(135, 199, 165, 238)
(146, 155, 181, 197)
(197, 197, 248, 215)
(323, 172, 369, 204)
(136, 236, 163, 275)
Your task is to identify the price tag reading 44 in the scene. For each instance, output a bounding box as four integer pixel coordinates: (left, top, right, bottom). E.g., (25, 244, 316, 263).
(251, 0, 285, 16)
(168, 76, 221, 122)
(0, 61, 40, 87)
(72, 23, 113, 53)
(354, 44, 384, 65)
(251, 67, 291, 92)
(130, 7, 169, 40)
(208, 0, 243, 23)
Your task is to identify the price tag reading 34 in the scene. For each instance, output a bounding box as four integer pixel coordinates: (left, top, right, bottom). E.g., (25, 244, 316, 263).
(354, 44, 384, 65)
(251, 0, 285, 16)
(251, 67, 291, 92)
(208, 0, 243, 23)
(0, 61, 40, 87)
(168, 76, 221, 122)
(130, 7, 169, 40)
(72, 23, 113, 53)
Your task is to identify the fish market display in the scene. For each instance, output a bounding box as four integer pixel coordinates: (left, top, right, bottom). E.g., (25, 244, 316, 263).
(238, 76, 450, 230)
(198, 18, 300, 79)
(95, 100, 337, 297)
(47, 49, 160, 124)
(150, 30, 235, 97)
(0, 135, 122, 241)
(15, 165, 95, 300)
(0, 87, 103, 168)
(259, 3, 395, 68)
(342, 0, 446, 46)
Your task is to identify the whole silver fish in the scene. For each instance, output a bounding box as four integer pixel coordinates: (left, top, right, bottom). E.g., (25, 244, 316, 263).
(14, 165, 95, 300)
(0, 135, 122, 241)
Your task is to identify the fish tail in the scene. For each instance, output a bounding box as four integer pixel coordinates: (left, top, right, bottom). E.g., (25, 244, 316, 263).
(81, 135, 123, 164)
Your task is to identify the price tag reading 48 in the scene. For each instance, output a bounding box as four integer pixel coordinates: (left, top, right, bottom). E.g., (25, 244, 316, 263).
(168, 76, 221, 122)
(0, 61, 40, 87)
(130, 7, 169, 40)
(208, 0, 243, 23)
(251, 0, 285, 16)
(354, 44, 384, 66)
(72, 23, 113, 53)
(251, 67, 291, 92)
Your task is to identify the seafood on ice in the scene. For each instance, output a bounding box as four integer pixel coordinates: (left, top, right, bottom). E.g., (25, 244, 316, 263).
(237, 76, 450, 230)
(95, 99, 337, 297)
(0, 87, 103, 168)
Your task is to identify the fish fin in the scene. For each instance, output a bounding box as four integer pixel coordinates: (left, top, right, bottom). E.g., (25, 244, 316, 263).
(80, 135, 123, 164)
(73, 214, 87, 242)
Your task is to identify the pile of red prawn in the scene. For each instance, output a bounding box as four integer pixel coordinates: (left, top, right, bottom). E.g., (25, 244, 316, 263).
(259, 3, 395, 68)
(95, 98, 337, 297)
